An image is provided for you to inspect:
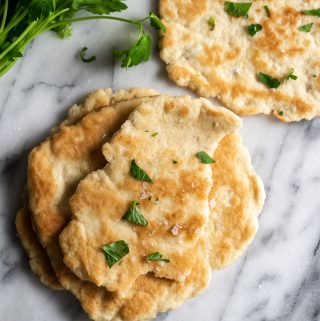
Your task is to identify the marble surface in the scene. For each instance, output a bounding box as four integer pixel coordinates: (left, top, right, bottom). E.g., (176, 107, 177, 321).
(1, 1, 320, 321)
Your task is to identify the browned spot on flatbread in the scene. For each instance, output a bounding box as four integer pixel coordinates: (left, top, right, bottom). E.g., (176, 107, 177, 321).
(199, 44, 241, 67)
(173, 0, 208, 23)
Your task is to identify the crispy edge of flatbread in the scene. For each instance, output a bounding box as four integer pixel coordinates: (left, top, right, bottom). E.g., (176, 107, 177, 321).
(208, 132, 265, 269)
(16, 207, 62, 290)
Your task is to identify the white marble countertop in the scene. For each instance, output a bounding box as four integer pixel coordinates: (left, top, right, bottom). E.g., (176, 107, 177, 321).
(1, 1, 320, 321)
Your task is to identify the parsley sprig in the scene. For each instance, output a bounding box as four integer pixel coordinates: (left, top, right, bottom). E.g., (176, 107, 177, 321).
(0, 1, 165, 77)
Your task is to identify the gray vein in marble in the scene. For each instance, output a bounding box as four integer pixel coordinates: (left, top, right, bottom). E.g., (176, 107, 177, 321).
(22, 81, 78, 93)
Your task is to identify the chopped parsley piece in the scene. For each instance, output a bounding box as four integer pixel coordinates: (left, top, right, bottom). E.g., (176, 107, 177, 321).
(208, 17, 216, 30)
(312, 74, 317, 78)
(130, 159, 153, 183)
(172, 160, 178, 164)
(258, 72, 281, 89)
(7, 49, 23, 62)
(247, 24, 262, 36)
(286, 68, 298, 81)
(151, 132, 158, 137)
(149, 12, 167, 33)
(278, 111, 284, 116)
(302, 8, 320, 17)
(122, 201, 148, 226)
(102, 240, 129, 268)
(224, 2, 252, 17)
(264, 5, 271, 17)
(146, 252, 170, 263)
(113, 33, 152, 68)
(298, 23, 313, 33)
(80, 47, 96, 63)
(196, 151, 215, 164)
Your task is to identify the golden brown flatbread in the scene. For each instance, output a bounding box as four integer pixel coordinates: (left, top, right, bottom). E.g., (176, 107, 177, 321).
(19, 89, 264, 321)
(159, 0, 320, 121)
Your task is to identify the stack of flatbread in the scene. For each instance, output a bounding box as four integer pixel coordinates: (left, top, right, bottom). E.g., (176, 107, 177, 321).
(16, 88, 265, 321)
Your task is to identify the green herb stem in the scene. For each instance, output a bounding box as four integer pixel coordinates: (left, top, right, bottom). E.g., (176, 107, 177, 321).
(0, 0, 8, 33)
(1, 7, 27, 35)
(0, 21, 37, 61)
(48, 15, 142, 30)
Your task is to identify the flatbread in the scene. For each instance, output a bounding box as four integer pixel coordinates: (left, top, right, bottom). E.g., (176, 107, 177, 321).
(159, 0, 320, 122)
(208, 132, 265, 269)
(60, 95, 241, 294)
(15, 208, 62, 290)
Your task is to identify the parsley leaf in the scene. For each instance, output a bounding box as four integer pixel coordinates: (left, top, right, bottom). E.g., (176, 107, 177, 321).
(113, 33, 151, 68)
(149, 12, 166, 33)
(298, 23, 313, 33)
(286, 68, 298, 81)
(80, 47, 96, 63)
(130, 159, 153, 183)
(102, 240, 129, 268)
(172, 160, 178, 164)
(258, 72, 281, 89)
(302, 8, 320, 17)
(224, 2, 252, 17)
(71, 0, 128, 15)
(151, 132, 158, 137)
(196, 151, 215, 164)
(278, 111, 284, 116)
(264, 5, 271, 17)
(208, 17, 216, 30)
(7, 49, 23, 62)
(28, 0, 56, 22)
(146, 252, 170, 263)
(122, 201, 148, 226)
(54, 24, 73, 39)
(247, 24, 262, 36)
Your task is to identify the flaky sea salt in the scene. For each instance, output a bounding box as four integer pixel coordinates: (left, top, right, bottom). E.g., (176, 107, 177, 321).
(140, 190, 151, 200)
(209, 199, 216, 209)
(171, 224, 181, 236)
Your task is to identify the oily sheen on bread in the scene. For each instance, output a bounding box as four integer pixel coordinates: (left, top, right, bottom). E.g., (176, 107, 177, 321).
(60, 95, 241, 294)
(159, 0, 320, 122)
